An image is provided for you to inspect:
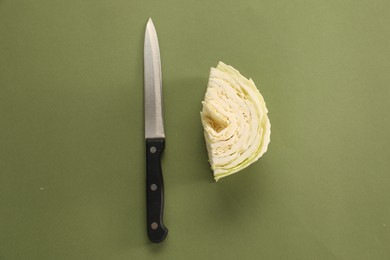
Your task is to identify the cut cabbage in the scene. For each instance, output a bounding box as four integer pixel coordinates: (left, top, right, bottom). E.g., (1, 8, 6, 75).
(200, 62, 271, 181)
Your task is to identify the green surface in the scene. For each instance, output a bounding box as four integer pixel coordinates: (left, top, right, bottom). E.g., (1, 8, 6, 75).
(1, 0, 389, 259)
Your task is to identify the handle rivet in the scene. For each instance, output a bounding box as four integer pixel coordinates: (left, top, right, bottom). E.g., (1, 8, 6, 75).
(150, 146, 157, 153)
(150, 184, 157, 191)
(151, 222, 158, 230)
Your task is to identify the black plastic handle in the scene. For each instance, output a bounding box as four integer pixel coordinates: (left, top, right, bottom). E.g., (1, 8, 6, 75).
(146, 138, 168, 243)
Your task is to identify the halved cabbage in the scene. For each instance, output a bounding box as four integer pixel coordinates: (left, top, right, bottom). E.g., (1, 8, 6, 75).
(200, 62, 271, 181)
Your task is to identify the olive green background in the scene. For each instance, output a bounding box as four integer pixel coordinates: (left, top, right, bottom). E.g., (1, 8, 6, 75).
(1, 0, 389, 259)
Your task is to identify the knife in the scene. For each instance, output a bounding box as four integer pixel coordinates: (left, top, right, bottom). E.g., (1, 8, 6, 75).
(144, 18, 168, 243)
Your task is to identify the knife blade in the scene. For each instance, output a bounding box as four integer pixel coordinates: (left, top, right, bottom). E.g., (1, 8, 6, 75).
(144, 17, 168, 243)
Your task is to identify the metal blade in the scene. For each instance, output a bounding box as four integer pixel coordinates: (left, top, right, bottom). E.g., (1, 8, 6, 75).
(144, 18, 165, 139)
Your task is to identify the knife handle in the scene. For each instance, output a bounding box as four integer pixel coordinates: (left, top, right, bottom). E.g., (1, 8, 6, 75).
(146, 138, 168, 243)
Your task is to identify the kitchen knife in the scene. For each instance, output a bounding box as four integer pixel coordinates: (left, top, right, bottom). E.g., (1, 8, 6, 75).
(144, 18, 168, 243)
